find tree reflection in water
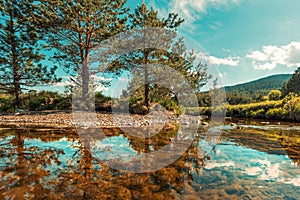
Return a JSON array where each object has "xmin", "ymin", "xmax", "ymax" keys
[
  {"xmin": 0, "ymin": 127, "xmax": 69, "ymax": 199},
  {"xmin": 1, "ymin": 124, "xmax": 299, "ymax": 199},
  {"xmin": 0, "ymin": 125, "xmax": 208, "ymax": 199}
]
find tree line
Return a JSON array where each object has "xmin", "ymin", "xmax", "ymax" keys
[{"xmin": 0, "ymin": 0, "xmax": 210, "ymax": 112}]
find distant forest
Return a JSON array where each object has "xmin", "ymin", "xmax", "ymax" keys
[
  {"xmin": 224, "ymin": 74, "xmax": 292, "ymax": 105},
  {"xmin": 225, "ymin": 74, "xmax": 292, "ymax": 94}
]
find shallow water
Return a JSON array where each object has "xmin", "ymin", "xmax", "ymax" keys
[{"xmin": 0, "ymin": 123, "xmax": 299, "ymax": 199}]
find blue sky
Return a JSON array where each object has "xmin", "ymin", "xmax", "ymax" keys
[
  {"xmin": 131, "ymin": 0, "xmax": 300, "ymax": 86},
  {"xmin": 46, "ymin": 0, "xmax": 300, "ymax": 94}
]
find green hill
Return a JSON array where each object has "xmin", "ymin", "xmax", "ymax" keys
[
  {"xmin": 225, "ymin": 74, "xmax": 292, "ymax": 94},
  {"xmin": 222, "ymin": 74, "xmax": 292, "ymax": 105}
]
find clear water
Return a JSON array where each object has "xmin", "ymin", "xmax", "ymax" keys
[{"xmin": 0, "ymin": 123, "xmax": 299, "ymax": 199}]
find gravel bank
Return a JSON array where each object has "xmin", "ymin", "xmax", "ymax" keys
[{"xmin": 0, "ymin": 111, "xmax": 201, "ymax": 128}]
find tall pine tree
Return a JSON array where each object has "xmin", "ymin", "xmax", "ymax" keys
[
  {"xmin": 107, "ymin": 3, "xmax": 210, "ymax": 110},
  {"xmin": 0, "ymin": 0, "xmax": 59, "ymax": 108},
  {"xmin": 33, "ymin": 0, "xmax": 130, "ymax": 98},
  {"xmin": 107, "ymin": 3, "xmax": 183, "ymax": 109}
]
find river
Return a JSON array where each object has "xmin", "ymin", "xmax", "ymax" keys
[{"xmin": 0, "ymin": 121, "xmax": 299, "ymax": 199}]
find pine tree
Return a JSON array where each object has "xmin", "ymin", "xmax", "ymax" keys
[
  {"xmin": 33, "ymin": 0, "xmax": 130, "ymax": 98},
  {"xmin": 107, "ymin": 3, "xmax": 182, "ymax": 109},
  {"xmin": 0, "ymin": 0, "xmax": 59, "ymax": 108},
  {"xmin": 282, "ymin": 67, "xmax": 300, "ymax": 97},
  {"xmin": 107, "ymin": 3, "xmax": 210, "ymax": 110}
]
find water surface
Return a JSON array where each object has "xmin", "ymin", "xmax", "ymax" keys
[{"xmin": 0, "ymin": 123, "xmax": 299, "ymax": 199}]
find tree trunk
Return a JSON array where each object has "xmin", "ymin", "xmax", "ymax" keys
[
  {"xmin": 9, "ymin": 7, "xmax": 21, "ymax": 109},
  {"xmin": 82, "ymin": 57, "xmax": 89, "ymax": 99},
  {"xmin": 81, "ymin": 13, "xmax": 91, "ymax": 100},
  {"xmin": 144, "ymin": 51, "xmax": 150, "ymax": 110},
  {"xmin": 144, "ymin": 65, "xmax": 150, "ymax": 109},
  {"xmin": 77, "ymin": 20, "xmax": 89, "ymax": 100}
]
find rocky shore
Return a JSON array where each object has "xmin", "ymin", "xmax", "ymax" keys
[{"xmin": 0, "ymin": 110, "xmax": 202, "ymax": 128}]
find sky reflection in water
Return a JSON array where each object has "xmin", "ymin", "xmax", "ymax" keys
[{"xmin": 0, "ymin": 124, "xmax": 299, "ymax": 199}]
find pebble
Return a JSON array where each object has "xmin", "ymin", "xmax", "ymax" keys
[{"xmin": 0, "ymin": 111, "xmax": 182, "ymax": 128}]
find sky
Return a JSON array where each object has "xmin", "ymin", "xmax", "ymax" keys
[
  {"xmin": 44, "ymin": 0, "xmax": 300, "ymax": 94},
  {"xmin": 130, "ymin": 0, "xmax": 300, "ymax": 86}
]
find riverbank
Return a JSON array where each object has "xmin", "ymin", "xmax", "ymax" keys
[
  {"xmin": 194, "ymin": 99, "xmax": 300, "ymax": 123},
  {"xmin": 0, "ymin": 110, "xmax": 202, "ymax": 128}
]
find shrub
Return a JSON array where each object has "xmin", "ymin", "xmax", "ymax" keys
[
  {"xmin": 54, "ymin": 96, "xmax": 72, "ymax": 110},
  {"xmin": 266, "ymin": 108, "xmax": 288, "ymax": 120},
  {"xmin": 268, "ymin": 90, "xmax": 282, "ymax": 100},
  {"xmin": 95, "ymin": 92, "xmax": 111, "ymax": 112},
  {"xmin": 284, "ymin": 97, "xmax": 300, "ymax": 121},
  {"xmin": 158, "ymin": 99, "xmax": 183, "ymax": 115},
  {"xmin": 28, "ymin": 97, "xmax": 41, "ymax": 111},
  {"xmin": 0, "ymin": 94, "xmax": 14, "ymax": 112},
  {"xmin": 226, "ymin": 100, "xmax": 283, "ymax": 119},
  {"xmin": 248, "ymin": 109, "xmax": 265, "ymax": 118}
]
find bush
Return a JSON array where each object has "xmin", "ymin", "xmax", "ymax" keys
[
  {"xmin": 266, "ymin": 108, "xmax": 288, "ymax": 120},
  {"xmin": 250, "ymin": 109, "xmax": 265, "ymax": 118},
  {"xmin": 21, "ymin": 91, "xmax": 72, "ymax": 111},
  {"xmin": 226, "ymin": 100, "xmax": 283, "ymax": 119},
  {"xmin": 284, "ymin": 97, "xmax": 300, "ymax": 121},
  {"xmin": 95, "ymin": 92, "xmax": 111, "ymax": 112},
  {"xmin": 158, "ymin": 99, "xmax": 183, "ymax": 115},
  {"xmin": 28, "ymin": 97, "xmax": 41, "ymax": 111},
  {"xmin": 268, "ymin": 90, "xmax": 282, "ymax": 100},
  {"xmin": 0, "ymin": 94, "xmax": 14, "ymax": 112},
  {"xmin": 54, "ymin": 96, "xmax": 72, "ymax": 110}
]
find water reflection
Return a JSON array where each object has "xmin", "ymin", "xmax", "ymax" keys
[
  {"xmin": 0, "ymin": 127, "xmax": 78, "ymax": 199},
  {"xmin": 0, "ymin": 124, "xmax": 299, "ymax": 199},
  {"xmin": 196, "ymin": 141, "xmax": 300, "ymax": 199},
  {"xmin": 223, "ymin": 126, "xmax": 300, "ymax": 166}
]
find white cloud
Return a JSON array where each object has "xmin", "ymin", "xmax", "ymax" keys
[
  {"xmin": 246, "ymin": 50, "xmax": 268, "ymax": 61},
  {"xmin": 209, "ymin": 55, "xmax": 240, "ymax": 66},
  {"xmin": 287, "ymin": 42, "xmax": 300, "ymax": 64},
  {"xmin": 151, "ymin": 0, "xmax": 240, "ymax": 27},
  {"xmin": 247, "ymin": 41, "xmax": 300, "ymax": 70},
  {"xmin": 198, "ymin": 52, "xmax": 240, "ymax": 66},
  {"xmin": 252, "ymin": 62, "xmax": 276, "ymax": 70}
]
